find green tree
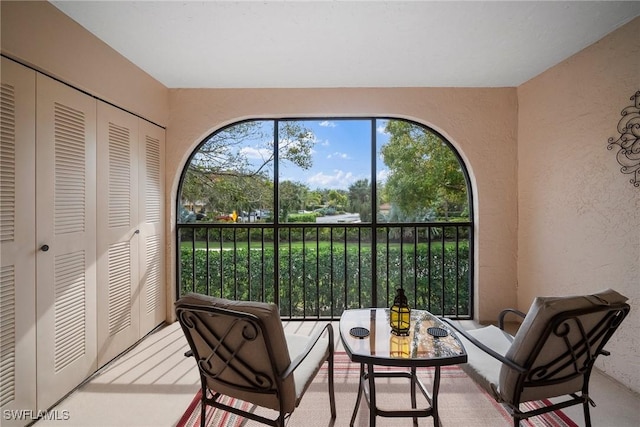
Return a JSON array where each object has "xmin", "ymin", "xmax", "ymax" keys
[
  {"xmin": 279, "ymin": 181, "xmax": 309, "ymax": 221},
  {"xmin": 380, "ymin": 120, "xmax": 468, "ymax": 220},
  {"xmin": 278, "ymin": 121, "xmax": 315, "ymax": 170},
  {"xmin": 327, "ymin": 189, "xmax": 348, "ymax": 210},
  {"xmin": 180, "ymin": 121, "xmax": 314, "ymax": 221},
  {"xmin": 347, "ymin": 179, "xmax": 372, "ymax": 222},
  {"xmin": 305, "ymin": 190, "xmax": 323, "ymax": 210},
  {"xmin": 180, "ymin": 169, "xmax": 206, "ymax": 211}
]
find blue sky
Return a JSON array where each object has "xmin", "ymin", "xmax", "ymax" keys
[{"xmin": 277, "ymin": 119, "xmax": 391, "ymax": 190}]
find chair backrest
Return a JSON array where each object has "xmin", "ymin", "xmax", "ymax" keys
[
  {"xmin": 499, "ymin": 289, "xmax": 630, "ymax": 405},
  {"xmin": 175, "ymin": 293, "xmax": 296, "ymax": 412}
]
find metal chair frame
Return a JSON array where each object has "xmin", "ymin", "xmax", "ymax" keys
[
  {"xmin": 445, "ymin": 302, "xmax": 630, "ymax": 427},
  {"xmin": 176, "ymin": 303, "xmax": 336, "ymax": 427}
]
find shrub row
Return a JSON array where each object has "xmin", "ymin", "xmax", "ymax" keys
[{"xmin": 180, "ymin": 243, "xmax": 470, "ymax": 318}]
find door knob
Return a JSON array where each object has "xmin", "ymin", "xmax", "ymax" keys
[{"xmin": 40, "ymin": 244, "xmax": 50, "ymax": 252}]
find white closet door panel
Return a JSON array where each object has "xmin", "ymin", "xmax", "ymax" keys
[
  {"xmin": 36, "ymin": 74, "xmax": 97, "ymax": 411},
  {"xmin": 0, "ymin": 58, "xmax": 37, "ymax": 426},
  {"xmin": 138, "ymin": 120, "xmax": 165, "ymax": 335},
  {"xmin": 96, "ymin": 102, "xmax": 140, "ymax": 367}
]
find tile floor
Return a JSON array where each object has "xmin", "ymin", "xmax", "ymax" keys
[{"xmin": 32, "ymin": 320, "xmax": 639, "ymax": 427}]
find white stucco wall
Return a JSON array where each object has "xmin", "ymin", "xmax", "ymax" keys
[{"xmin": 517, "ymin": 17, "xmax": 640, "ymax": 392}]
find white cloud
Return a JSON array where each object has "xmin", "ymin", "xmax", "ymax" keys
[
  {"xmin": 308, "ymin": 134, "xmax": 322, "ymax": 144},
  {"xmin": 376, "ymin": 124, "xmax": 389, "ymax": 135},
  {"xmin": 240, "ymin": 146, "xmax": 271, "ymax": 160},
  {"xmin": 307, "ymin": 170, "xmax": 354, "ymax": 189},
  {"xmin": 319, "ymin": 120, "xmax": 337, "ymax": 128},
  {"xmin": 327, "ymin": 151, "xmax": 349, "ymax": 160}
]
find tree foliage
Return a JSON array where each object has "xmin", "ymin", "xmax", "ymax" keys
[
  {"xmin": 180, "ymin": 121, "xmax": 314, "ymax": 219},
  {"xmin": 326, "ymin": 189, "xmax": 348, "ymax": 210},
  {"xmin": 380, "ymin": 121, "xmax": 468, "ymax": 220},
  {"xmin": 347, "ymin": 179, "xmax": 372, "ymax": 222},
  {"xmin": 279, "ymin": 180, "xmax": 308, "ymax": 220}
]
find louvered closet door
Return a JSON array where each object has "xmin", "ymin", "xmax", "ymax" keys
[
  {"xmin": 96, "ymin": 102, "xmax": 140, "ymax": 367},
  {"xmin": 138, "ymin": 120, "xmax": 165, "ymax": 335},
  {"xmin": 35, "ymin": 74, "xmax": 97, "ymax": 410},
  {"xmin": 0, "ymin": 58, "xmax": 37, "ymax": 426}
]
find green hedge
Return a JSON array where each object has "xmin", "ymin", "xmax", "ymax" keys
[
  {"xmin": 287, "ymin": 213, "xmax": 318, "ymax": 223},
  {"xmin": 180, "ymin": 242, "xmax": 470, "ymax": 318}
]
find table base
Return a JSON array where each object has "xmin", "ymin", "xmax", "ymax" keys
[{"xmin": 350, "ymin": 363, "xmax": 442, "ymax": 427}]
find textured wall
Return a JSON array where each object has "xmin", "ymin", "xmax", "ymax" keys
[
  {"xmin": 166, "ymin": 87, "xmax": 519, "ymax": 323},
  {"xmin": 517, "ymin": 17, "xmax": 640, "ymax": 392},
  {"xmin": 0, "ymin": 1, "xmax": 169, "ymax": 126}
]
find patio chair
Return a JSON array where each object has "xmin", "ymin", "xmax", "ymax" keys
[
  {"xmin": 442, "ymin": 288, "xmax": 630, "ymax": 427},
  {"xmin": 175, "ymin": 293, "xmax": 336, "ymax": 427}
]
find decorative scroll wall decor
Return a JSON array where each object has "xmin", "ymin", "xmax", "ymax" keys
[{"xmin": 607, "ymin": 91, "xmax": 640, "ymax": 187}]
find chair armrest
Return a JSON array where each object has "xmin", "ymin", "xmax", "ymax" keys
[
  {"xmin": 281, "ymin": 323, "xmax": 333, "ymax": 379},
  {"xmin": 498, "ymin": 308, "xmax": 526, "ymax": 330},
  {"xmin": 441, "ymin": 318, "xmax": 526, "ymax": 374}
]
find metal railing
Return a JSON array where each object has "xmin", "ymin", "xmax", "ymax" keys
[{"xmin": 177, "ymin": 222, "xmax": 473, "ymax": 320}]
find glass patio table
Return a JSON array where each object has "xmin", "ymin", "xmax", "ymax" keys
[{"xmin": 339, "ymin": 308, "xmax": 467, "ymax": 427}]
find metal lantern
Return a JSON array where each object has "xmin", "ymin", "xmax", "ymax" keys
[{"xmin": 390, "ymin": 288, "xmax": 410, "ymax": 336}]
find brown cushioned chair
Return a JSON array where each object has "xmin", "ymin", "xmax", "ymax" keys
[
  {"xmin": 175, "ymin": 293, "xmax": 336, "ymax": 427},
  {"xmin": 443, "ymin": 289, "xmax": 630, "ymax": 427}
]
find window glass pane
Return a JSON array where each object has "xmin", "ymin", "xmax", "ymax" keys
[
  {"xmin": 277, "ymin": 120, "xmax": 372, "ymax": 223},
  {"xmin": 376, "ymin": 119, "xmax": 469, "ymax": 223},
  {"xmin": 178, "ymin": 120, "xmax": 275, "ymax": 224}
]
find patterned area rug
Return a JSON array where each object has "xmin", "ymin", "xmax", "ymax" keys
[{"xmin": 176, "ymin": 352, "xmax": 578, "ymax": 427}]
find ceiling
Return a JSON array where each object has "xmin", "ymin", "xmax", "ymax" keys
[{"xmin": 50, "ymin": 1, "xmax": 640, "ymax": 89}]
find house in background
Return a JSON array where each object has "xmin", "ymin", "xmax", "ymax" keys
[{"xmin": 1, "ymin": 1, "xmax": 638, "ymax": 424}]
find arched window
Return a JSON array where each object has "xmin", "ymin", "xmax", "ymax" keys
[{"xmin": 177, "ymin": 118, "xmax": 473, "ymax": 319}]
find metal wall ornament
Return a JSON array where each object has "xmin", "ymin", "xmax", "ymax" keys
[{"xmin": 607, "ymin": 91, "xmax": 640, "ymax": 187}]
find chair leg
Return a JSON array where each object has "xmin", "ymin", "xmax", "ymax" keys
[
  {"xmin": 328, "ymin": 353, "xmax": 336, "ymax": 418},
  {"xmin": 200, "ymin": 388, "xmax": 207, "ymax": 427},
  {"xmin": 511, "ymin": 407, "xmax": 521, "ymax": 427},
  {"xmin": 583, "ymin": 399, "xmax": 592, "ymax": 427}
]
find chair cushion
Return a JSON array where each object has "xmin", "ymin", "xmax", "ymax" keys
[
  {"xmin": 500, "ymin": 288, "xmax": 628, "ymax": 403},
  {"xmin": 175, "ymin": 293, "xmax": 295, "ymax": 411},
  {"xmin": 457, "ymin": 325, "xmax": 514, "ymax": 401},
  {"xmin": 285, "ymin": 333, "xmax": 331, "ymax": 405}
]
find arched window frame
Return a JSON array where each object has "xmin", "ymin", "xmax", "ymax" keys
[{"xmin": 176, "ymin": 117, "xmax": 474, "ymax": 319}]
